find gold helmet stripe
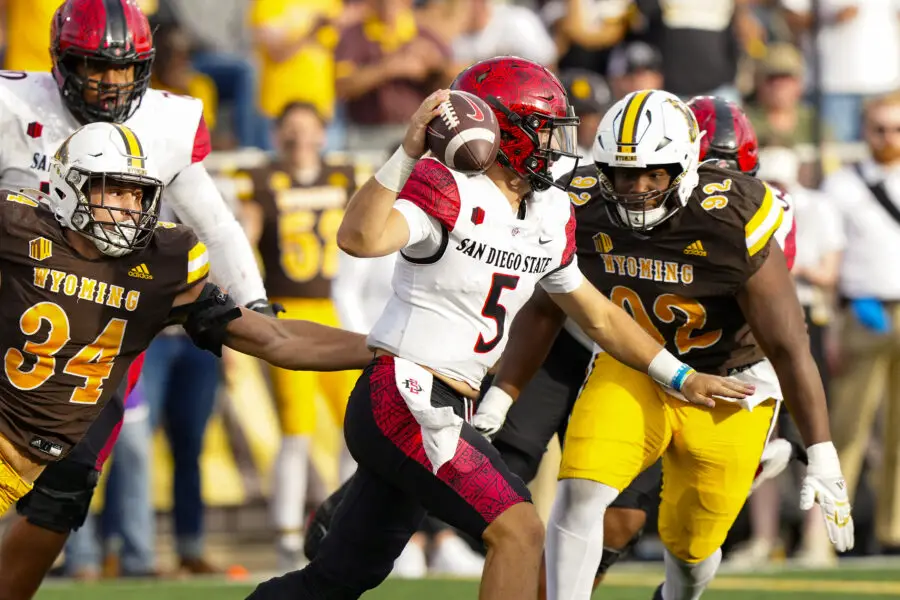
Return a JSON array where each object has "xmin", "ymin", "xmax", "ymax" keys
[
  {"xmin": 112, "ymin": 124, "xmax": 145, "ymax": 169},
  {"xmin": 617, "ymin": 90, "xmax": 654, "ymax": 154}
]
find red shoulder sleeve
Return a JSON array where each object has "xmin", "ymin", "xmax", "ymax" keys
[
  {"xmin": 398, "ymin": 159, "xmax": 461, "ymax": 231},
  {"xmin": 191, "ymin": 115, "xmax": 212, "ymax": 164},
  {"xmin": 783, "ymin": 217, "xmax": 796, "ymax": 271},
  {"xmin": 560, "ymin": 203, "xmax": 577, "ymax": 267}
]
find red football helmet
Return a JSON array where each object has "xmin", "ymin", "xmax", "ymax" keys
[
  {"xmin": 51, "ymin": 0, "xmax": 155, "ymax": 124},
  {"xmin": 452, "ymin": 56, "xmax": 580, "ymax": 191},
  {"xmin": 686, "ymin": 96, "xmax": 759, "ymax": 176}
]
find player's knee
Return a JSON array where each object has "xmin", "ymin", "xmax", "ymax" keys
[
  {"xmin": 660, "ymin": 533, "xmax": 722, "ymax": 564},
  {"xmin": 493, "ymin": 439, "xmax": 542, "ymax": 483},
  {"xmin": 483, "ymin": 502, "xmax": 544, "ymax": 556},
  {"xmin": 16, "ymin": 461, "xmax": 99, "ymax": 534}
]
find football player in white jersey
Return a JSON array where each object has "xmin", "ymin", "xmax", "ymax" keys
[
  {"xmin": 0, "ymin": 0, "xmax": 272, "ymax": 597},
  {"xmin": 247, "ymin": 56, "xmax": 753, "ymax": 600}
]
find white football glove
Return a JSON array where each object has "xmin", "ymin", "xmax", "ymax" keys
[
  {"xmin": 799, "ymin": 442, "xmax": 854, "ymax": 553},
  {"xmin": 472, "ymin": 387, "xmax": 514, "ymax": 440}
]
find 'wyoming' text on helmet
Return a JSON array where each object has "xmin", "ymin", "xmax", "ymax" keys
[
  {"xmin": 593, "ymin": 89, "xmax": 702, "ymax": 231},
  {"xmin": 452, "ymin": 56, "xmax": 580, "ymax": 192},
  {"xmin": 51, "ymin": 0, "xmax": 155, "ymax": 124},
  {"xmin": 48, "ymin": 122, "xmax": 163, "ymax": 257}
]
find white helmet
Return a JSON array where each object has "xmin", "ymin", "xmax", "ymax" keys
[
  {"xmin": 47, "ymin": 122, "xmax": 162, "ymax": 257},
  {"xmin": 592, "ymin": 90, "xmax": 702, "ymax": 231}
]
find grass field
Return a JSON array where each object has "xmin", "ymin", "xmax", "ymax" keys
[{"xmin": 33, "ymin": 563, "xmax": 900, "ymax": 600}]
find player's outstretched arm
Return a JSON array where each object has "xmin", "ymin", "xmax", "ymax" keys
[
  {"xmin": 224, "ymin": 308, "xmax": 372, "ymax": 371},
  {"xmin": 336, "ymin": 89, "xmax": 449, "ymax": 258},
  {"xmin": 550, "ymin": 279, "xmax": 755, "ymax": 407},
  {"xmin": 474, "ymin": 289, "xmax": 567, "ymax": 439},
  {"xmin": 170, "ymin": 281, "xmax": 372, "ymax": 371},
  {"xmin": 737, "ymin": 242, "xmax": 854, "ymax": 553}
]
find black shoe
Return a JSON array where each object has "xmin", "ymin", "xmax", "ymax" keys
[
  {"xmin": 652, "ymin": 583, "xmax": 664, "ymax": 600},
  {"xmin": 303, "ymin": 476, "xmax": 354, "ymax": 561}
]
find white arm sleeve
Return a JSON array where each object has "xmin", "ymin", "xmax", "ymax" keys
[
  {"xmin": 332, "ymin": 251, "xmax": 377, "ymax": 334},
  {"xmin": 164, "ymin": 162, "xmax": 268, "ymax": 305},
  {"xmin": 540, "ymin": 257, "xmax": 585, "ymax": 294},
  {"xmin": 393, "ymin": 199, "xmax": 444, "ymax": 257}
]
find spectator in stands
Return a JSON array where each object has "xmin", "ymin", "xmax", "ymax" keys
[
  {"xmin": 151, "ymin": 24, "xmax": 219, "ymax": 140},
  {"xmin": 825, "ymin": 91, "xmax": 900, "ymax": 552},
  {"xmin": 559, "ymin": 69, "xmax": 612, "ymax": 157},
  {"xmin": 161, "ymin": 0, "xmax": 266, "ymax": 149},
  {"xmin": 606, "ymin": 41, "xmax": 663, "ymax": 101},
  {"xmin": 606, "ymin": 0, "xmax": 760, "ymax": 102},
  {"xmin": 250, "ymin": 0, "xmax": 365, "ymax": 152},
  {"xmin": 236, "ymin": 101, "xmax": 359, "ymax": 572},
  {"xmin": 782, "ymin": 0, "xmax": 900, "ymax": 142},
  {"xmin": 451, "ymin": 0, "xmax": 557, "ymax": 68},
  {"xmin": 334, "ymin": 0, "xmax": 450, "ymax": 152},
  {"xmin": 745, "ymin": 42, "xmax": 815, "ymax": 147},
  {"xmin": 539, "ymin": 0, "xmax": 630, "ymax": 75}
]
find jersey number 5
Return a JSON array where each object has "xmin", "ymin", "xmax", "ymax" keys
[
  {"xmin": 4, "ymin": 302, "xmax": 127, "ymax": 405},
  {"xmin": 475, "ymin": 274, "xmax": 520, "ymax": 354}
]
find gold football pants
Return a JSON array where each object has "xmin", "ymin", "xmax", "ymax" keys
[{"xmin": 560, "ymin": 352, "xmax": 777, "ymax": 563}]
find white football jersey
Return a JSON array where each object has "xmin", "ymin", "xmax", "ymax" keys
[
  {"xmin": 0, "ymin": 71, "xmax": 206, "ymax": 192},
  {"xmin": 368, "ymin": 158, "xmax": 583, "ymax": 389}
]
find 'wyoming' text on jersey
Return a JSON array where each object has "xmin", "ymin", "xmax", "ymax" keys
[
  {"xmin": 32, "ymin": 267, "xmax": 141, "ymax": 311},
  {"xmin": 455, "ymin": 238, "xmax": 553, "ymax": 274},
  {"xmin": 599, "ymin": 253, "xmax": 694, "ymax": 285}
]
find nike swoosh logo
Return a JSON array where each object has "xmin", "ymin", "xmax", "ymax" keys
[{"xmin": 539, "ymin": 237, "xmax": 552, "ymax": 245}]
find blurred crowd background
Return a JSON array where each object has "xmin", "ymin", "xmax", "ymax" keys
[{"xmin": 3, "ymin": 0, "xmax": 900, "ymax": 583}]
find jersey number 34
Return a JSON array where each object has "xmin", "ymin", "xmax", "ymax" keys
[{"xmin": 4, "ymin": 302, "xmax": 126, "ymax": 405}]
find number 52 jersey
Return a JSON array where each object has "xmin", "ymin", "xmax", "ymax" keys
[
  {"xmin": 368, "ymin": 159, "xmax": 583, "ymax": 390},
  {"xmin": 0, "ymin": 193, "xmax": 208, "ymax": 462}
]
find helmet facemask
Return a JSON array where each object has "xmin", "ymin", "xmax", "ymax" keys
[
  {"xmin": 55, "ymin": 54, "xmax": 154, "ymax": 124},
  {"xmin": 487, "ymin": 95, "xmax": 580, "ymax": 192},
  {"xmin": 62, "ymin": 168, "xmax": 161, "ymax": 257},
  {"xmin": 597, "ymin": 163, "xmax": 686, "ymax": 232}
]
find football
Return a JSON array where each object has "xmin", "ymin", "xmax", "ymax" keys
[{"xmin": 426, "ymin": 90, "xmax": 501, "ymax": 174}]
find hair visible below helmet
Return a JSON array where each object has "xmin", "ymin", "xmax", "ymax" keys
[
  {"xmin": 451, "ymin": 56, "xmax": 580, "ymax": 191},
  {"xmin": 48, "ymin": 122, "xmax": 162, "ymax": 257},
  {"xmin": 51, "ymin": 0, "xmax": 155, "ymax": 124},
  {"xmin": 592, "ymin": 89, "xmax": 702, "ymax": 231},
  {"xmin": 686, "ymin": 96, "xmax": 759, "ymax": 176}
]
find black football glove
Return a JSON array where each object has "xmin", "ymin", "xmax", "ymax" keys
[
  {"xmin": 168, "ymin": 283, "xmax": 242, "ymax": 357},
  {"xmin": 246, "ymin": 298, "xmax": 286, "ymax": 318}
]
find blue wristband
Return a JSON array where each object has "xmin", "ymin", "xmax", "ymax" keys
[{"xmin": 671, "ymin": 364, "xmax": 695, "ymax": 391}]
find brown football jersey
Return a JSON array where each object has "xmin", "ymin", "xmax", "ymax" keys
[
  {"xmin": 236, "ymin": 162, "xmax": 355, "ymax": 299},
  {"xmin": 0, "ymin": 191, "xmax": 208, "ymax": 461},
  {"xmin": 568, "ymin": 163, "xmax": 784, "ymax": 375}
]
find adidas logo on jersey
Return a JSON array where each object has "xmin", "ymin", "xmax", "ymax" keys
[
  {"xmin": 128, "ymin": 263, "xmax": 153, "ymax": 279},
  {"xmin": 683, "ymin": 241, "xmax": 707, "ymax": 257}
]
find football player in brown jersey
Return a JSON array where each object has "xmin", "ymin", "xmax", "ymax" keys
[
  {"xmin": 0, "ymin": 122, "xmax": 372, "ymax": 587},
  {"xmin": 235, "ymin": 101, "xmax": 361, "ymax": 571},
  {"xmin": 482, "ymin": 90, "xmax": 854, "ymax": 600}
]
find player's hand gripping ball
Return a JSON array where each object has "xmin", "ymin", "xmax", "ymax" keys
[{"xmin": 426, "ymin": 90, "xmax": 501, "ymax": 174}]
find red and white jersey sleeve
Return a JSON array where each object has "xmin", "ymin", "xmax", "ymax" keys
[
  {"xmin": 368, "ymin": 158, "xmax": 579, "ymax": 389},
  {"xmin": 771, "ymin": 186, "xmax": 796, "ymax": 271}
]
